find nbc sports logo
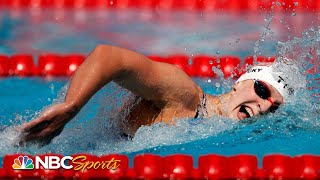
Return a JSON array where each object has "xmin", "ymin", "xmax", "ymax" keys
[
  {"xmin": 9, "ymin": 154, "xmax": 120, "ymax": 172},
  {"xmin": 12, "ymin": 155, "xmax": 34, "ymax": 170}
]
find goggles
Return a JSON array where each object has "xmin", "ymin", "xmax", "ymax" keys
[{"xmin": 254, "ymin": 80, "xmax": 279, "ymax": 113}]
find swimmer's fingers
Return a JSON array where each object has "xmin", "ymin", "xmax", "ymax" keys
[
  {"xmin": 19, "ymin": 116, "xmax": 54, "ymax": 146},
  {"xmin": 22, "ymin": 116, "xmax": 49, "ymax": 133},
  {"xmin": 20, "ymin": 126, "xmax": 63, "ymax": 146},
  {"xmin": 19, "ymin": 103, "xmax": 77, "ymax": 146},
  {"xmin": 38, "ymin": 128, "xmax": 64, "ymax": 146},
  {"xmin": 21, "ymin": 103, "xmax": 64, "ymax": 133},
  {"xmin": 22, "ymin": 103, "xmax": 77, "ymax": 134},
  {"xmin": 19, "ymin": 130, "xmax": 46, "ymax": 147},
  {"xmin": 21, "ymin": 127, "xmax": 52, "ymax": 142}
]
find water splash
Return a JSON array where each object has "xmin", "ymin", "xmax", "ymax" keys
[
  {"xmin": 276, "ymin": 27, "xmax": 319, "ymax": 106},
  {"xmin": 253, "ymin": 15, "xmax": 274, "ymax": 61}
]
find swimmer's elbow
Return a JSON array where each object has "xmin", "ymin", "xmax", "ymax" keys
[
  {"xmin": 93, "ymin": 44, "xmax": 115, "ymax": 61},
  {"xmin": 91, "ymin": 44, "xmax": 149, "ymax": 79},
  {"xmin": 94, "ymin": 44, "xmax": 112, "ymax": 54},
  {"xmin": 92, "ymin": 44, "xmax": 125, "ymax": 69}
]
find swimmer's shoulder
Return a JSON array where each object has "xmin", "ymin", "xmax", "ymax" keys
[{"xmin": 165, "ymin": 84, "xmax": 204, "ymax": 112}]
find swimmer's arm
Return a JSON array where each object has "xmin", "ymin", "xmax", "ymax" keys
[
  {"xmin": 20, "ymin": 45, "xmax": 199, "ymax": 145},
  {"xmin": 65, "ymin": 45, "xmax": 200, "ymax": 110}
]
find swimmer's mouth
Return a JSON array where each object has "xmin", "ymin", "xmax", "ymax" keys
[{"xmin": 240, "ymin": 105, "xmax": 254, "ymax": 118}]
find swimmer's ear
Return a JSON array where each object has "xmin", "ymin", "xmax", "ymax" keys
[{"xmin": 232, "ymin": 84, "xmax": 238, "ymax": 92}]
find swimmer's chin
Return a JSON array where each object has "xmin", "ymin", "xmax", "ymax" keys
[{"xmin": 221, "ymin": 114, "xmax": 256, "ymax": 124}]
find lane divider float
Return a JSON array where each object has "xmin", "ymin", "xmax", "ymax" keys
[{"xmin": 0, "ymin": 54, "xmax": 276, "ymax": 78}]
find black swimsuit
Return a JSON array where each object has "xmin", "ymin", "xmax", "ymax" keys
[{"xmin": 194, "ymin": 93, "xmax": 208, "ymax": 118}]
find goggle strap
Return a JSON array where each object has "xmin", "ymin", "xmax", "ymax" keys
[{"xmin": 267, "ymin": 97, "xmax": 275, "ymax": 107}]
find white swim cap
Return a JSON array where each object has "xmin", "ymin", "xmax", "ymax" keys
[{"xmin": 236, "ymin": 64, "xmax": 294, "ymax": 101}]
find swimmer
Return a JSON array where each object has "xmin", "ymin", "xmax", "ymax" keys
[{"xmin": 20, "ymin": 45, "xmax": 293, "ymax": 145}]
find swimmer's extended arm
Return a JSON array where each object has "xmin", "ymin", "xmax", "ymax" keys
[
  {"xmin": 21, "ymin": 45, "xmax": 200, "ymax": 145},
  {"xmin": 65, "ymin": 45, "xmax": 200, "ymax": 110}
]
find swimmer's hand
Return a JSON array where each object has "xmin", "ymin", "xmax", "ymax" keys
[{"xmin": 20, "ymin": 102, "xmax": 79, "ymax": 147}]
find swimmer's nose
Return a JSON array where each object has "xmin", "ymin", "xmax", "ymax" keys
[{"xmin": 258, "ymin": 98, "xmax": 274, "ymax": 114}]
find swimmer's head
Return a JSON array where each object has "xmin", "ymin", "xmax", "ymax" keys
[
  {"xmin": 220, "ymin": 62, "xmax": 295, "ymax": 120},
  {"xmin": 236, "ymin": 63, "xmax": 295, "ymax": 100}
]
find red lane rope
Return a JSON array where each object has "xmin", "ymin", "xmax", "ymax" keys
[
  {"xmin": 1, "ymin": 153, "xmax": 319, "ymax": 179},
  {"xmin": 0, "ymin": 0, "xmax": 319, "ymax": 11},
  {"xmin": 0, "ymin": 54, "xmax": 276, "ymax": 78}
]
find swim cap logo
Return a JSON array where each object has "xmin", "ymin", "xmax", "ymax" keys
[
  {"xmin": 276, "ymin": 75, "xmax": 294, "ymax": 95},
  {"xmin": 12, "ymin": 155, "xmax": 34, "ymax": 170},
  {"xmin": 248, "ymin": 68, "xmax": 262, "ymax": 73}
]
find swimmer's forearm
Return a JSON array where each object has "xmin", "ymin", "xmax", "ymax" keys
[{"xmin": 64, "ymin": 45, "xmax": 124, "ymax": 109}]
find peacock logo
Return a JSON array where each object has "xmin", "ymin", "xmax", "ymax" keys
[{"xmin": 12, "ymin": 155, "xmax": 34, "ymax": 170}]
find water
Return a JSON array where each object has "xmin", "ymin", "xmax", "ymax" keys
[{"xmin": 0, "ymin": 8, "xmax": 319, "ymax": 167}]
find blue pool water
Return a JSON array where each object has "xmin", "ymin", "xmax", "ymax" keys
[{"xmin": 0, "ymin": 9, "xmax": 319, "ymax": 167}]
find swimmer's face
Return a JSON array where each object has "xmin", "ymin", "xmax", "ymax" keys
[{"xmin": 225, "ymin": 80, "xmax": 284, "ymax": 120}]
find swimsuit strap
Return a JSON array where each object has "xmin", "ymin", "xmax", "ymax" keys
[{"xmin": 194, "ymin": 93, "xmax": 208, "ymax": 118}]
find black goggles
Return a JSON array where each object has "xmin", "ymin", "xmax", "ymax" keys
[{"xmin": 254, "ymin": 80, "xmax": 279, "ymax": 113}]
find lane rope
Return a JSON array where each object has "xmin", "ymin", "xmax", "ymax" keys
[{"xmin": 0, "ymin": 54, "xmax": 276, "ymax": 78}]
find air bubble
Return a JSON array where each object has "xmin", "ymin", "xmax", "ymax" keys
[{"xmin": 50, "ymin": 84, "xmax": 54, "ymax": 90}]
